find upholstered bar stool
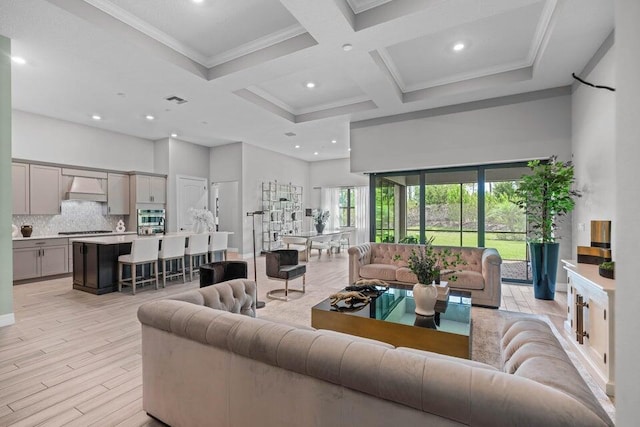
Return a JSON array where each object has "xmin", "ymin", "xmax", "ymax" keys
[
  {"xmin": 208, "ymin": 232, "xmax": 228, "ymax": 262},
  {"xmin": 158, "ymin": 235, "xmax": 186, "ymax": 287},
  {"xmin": 118, "ymin": 237, "xmax": 160, "ymax": 295},
  {"xmin": 266, "ymin": 249, "xmax": 306, "ymax": 301},
  {"xmin": 185, "ymin": 233, "xmax": 209, "ymax": 282}
]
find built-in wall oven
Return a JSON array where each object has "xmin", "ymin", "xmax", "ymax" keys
[{"xmin": 137, "ymin": 209, "xmax": 165, "ymax": 235}]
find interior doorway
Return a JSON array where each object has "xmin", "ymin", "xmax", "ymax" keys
[
  {"xmin": 177, "ymin": 175, "xmax": 208, "ymax": 232},
  {"xmin": 212, "ymin": 181, "xmax": 240, "ymax": 251}
]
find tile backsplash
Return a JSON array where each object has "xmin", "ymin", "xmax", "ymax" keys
[{"xmin": 13, "ymin": 201, "xmax": 125, "ymax": 237}]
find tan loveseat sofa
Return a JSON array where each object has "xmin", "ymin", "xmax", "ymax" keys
[
  {"xmin": 138, "ymin": 280, "xmax": 612, "ymax": 427},
  {"xmin": 348, "ymin": 243, "xmax": 502, "ymax": 308}
]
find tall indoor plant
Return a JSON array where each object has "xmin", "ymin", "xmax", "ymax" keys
[{"xmin": 513, "ymin": 156, "xmax": 580, "ymax": 300}]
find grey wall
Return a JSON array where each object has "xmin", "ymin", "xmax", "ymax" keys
[
  {"xmin": 241, "ymin": 143, "xmax": 310, "ymax": 256},
  {"xmin": 12, "ymin": 110, "xmax": 155, "ymax": 172},
  {"xmin": 350, "ymin": 91, "xmax": 572, "ymax": 173},
  {"xmin": 1, "ymin": 35, "xmax": 14, "ymax": 326},
  {"xmin": 210, "ymin": 142, "xmax": 243, "ymax": 250},
  {"xmin": 308, "ymin": 158, "xmax": 369, "ymax": 207},
  {"xmin": 572, "ymin": 44, "xmax": 616, "ymax": 256},
  {"xmin": 615, "ymin": 0, "xmax": 640, "ymax": 423}
]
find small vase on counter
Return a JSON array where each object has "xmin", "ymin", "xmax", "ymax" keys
[{"xmin": 20, "ymin": 225, "xmax": 33, "ymax": 238}]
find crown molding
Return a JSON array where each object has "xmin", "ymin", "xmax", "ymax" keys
[{"xmin": 345, "ymin": 0, "xmax": 392, "ymax": 14}]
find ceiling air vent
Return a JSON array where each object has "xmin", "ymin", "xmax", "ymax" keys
[
  {"xmin": 284, "ymin": 132, "xmax": 296, "ymax": 137},
  {"xmin": 165, "ymin": 95, "xmax": 188, "ymax": 104}
]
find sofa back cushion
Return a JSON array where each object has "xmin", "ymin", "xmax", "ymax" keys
[
  {"xmin": 370, "ymin": 243, "xmax": 484, "ymax": 273},
  {"xmin": 167, "ymin": 278, "xmax": 256, "ymax": 317}
]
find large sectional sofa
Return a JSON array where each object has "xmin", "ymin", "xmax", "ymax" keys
[
  {"xmin": 348, "ymin": 242, "xmax": 502, "ymax": 308},
  {"xmin": 137, "ymin": 279, "xmax": 613, "ymax": 427}
]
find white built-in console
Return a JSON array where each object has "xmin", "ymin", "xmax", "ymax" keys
[{"xmin": 562, "ymin": 259, "xmax": 615, "ymax": 396}]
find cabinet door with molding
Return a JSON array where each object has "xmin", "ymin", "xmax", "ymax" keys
[
  {"xmin": 12, "ymin": 163, "xmax": 30, "ymax": 215},
  {"xmin": 135, "ymin": 175, "xmax": 152, "ymax": 203},
  {"xmin": 150, "ymin": 176, "xmax": 166, "ymax": 204},
  {"xmin": 40, "ymin": 245, "xmax": 68, "ymax": 276},
  {"xmin": 13, "ymin": 248, "xmax": 40, "ymax": 281},
  {"xmin": 107, "ymin": 173, "xmax": 130, "ymax": 215},
  {"xmin": 30, "ymin": 165, "xmax": 61, "ymax": 214}
]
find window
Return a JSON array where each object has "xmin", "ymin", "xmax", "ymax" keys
[{"xmin": 339, "ymin": 188, "xmax": 356, "ymax": 227}]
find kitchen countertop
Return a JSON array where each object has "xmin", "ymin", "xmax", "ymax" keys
[
  {"xmin": 12, "ymin": 231, "xmax": 137, "ymax": 241},
  {"xmin": 71, "ymin": 231, "xmax": 233, "ymax": 245}
]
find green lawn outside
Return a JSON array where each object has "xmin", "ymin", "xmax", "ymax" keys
[{"xmin": 418, "ymin": 231, "xmax": 527, "ymax": 260}]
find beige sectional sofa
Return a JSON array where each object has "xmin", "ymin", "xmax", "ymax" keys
[
  {"xmin": 138, "ymin": 280, "xmax": 612, "ymax": 427},
  {"xmin": 348, "ymin": 242, "xmax": 502, "ymax": 308}
]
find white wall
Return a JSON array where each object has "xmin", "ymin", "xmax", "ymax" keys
[
  {"xmin": 1, "ymin": 36, "xmax": 14, "ymax": 326},
  {"xmin": 615, "ymin": 0, "xmax": 640, "ymax": 423},
  {"xmin": 210, "ymin": 142, "xmax": 243, "ymax": 250},
  {"xmin": 12, "ymin": 110, "xmax": 155, "ymax": 172},
  {"xmin": 572, "ymin": 46, "xmax": 616, "ymax": 255},
  {"xmin": 308, "ymin": 158, "xmax": 369, "ymax": 207},
  {"xmin": 241, "ymin": 143, "xmax": 310, "ymax": 256},
  {"xmin": 163, "ymin": 137, "xmax": 210, "ymax": 232},
  {"xmin": 350, "ymin": 92, "xmax": 572, "ymax": 173}
]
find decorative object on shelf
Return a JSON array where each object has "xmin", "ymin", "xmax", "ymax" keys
[
  {"xmin": 407, "ymin": 236, "xmax": 464, "ymax": 316},
  {"xmin": 512, "ymin": 156, "xmax": 581, "ymax": 300},
  {"xmin": 598, "ymin": 261, "xmax": 615, "ymax": 279},
  {"xmin": 189, "ymin": 208, "xmax": 214, "ymax": 233},
  {"xmin": 12, "ymin": 224, "xmax": 20, "ymax": 238},
  {"xmin": 329, "ymin": 291, "xmax": 370, "ymax": 307},
  {"xmin": 313, "ymin": 209, "xmax": 330, "ymax": 234},
  {"xmin": 115, "ymin": 219, "xmax": 126, "ymax": 233},
  {"xmin": 577, "ymin": 220, "xmax": 612, "ymax": 264},
  {"xmin": 20, "ymin": 225, "xmax": 33, "ymax": 238},
  {"xmin": 262, "ymin": 181, "xmax": 303, "ymax": 251}
]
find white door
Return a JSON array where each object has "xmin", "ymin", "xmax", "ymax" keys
[{"xmin": 177, "ymin": 176, "xmax": 208, "ymax": 231}]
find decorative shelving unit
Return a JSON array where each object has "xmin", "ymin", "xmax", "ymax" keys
[{"xmin": 262, "ymin": 181, "xmax": 303, "ymax": 252}]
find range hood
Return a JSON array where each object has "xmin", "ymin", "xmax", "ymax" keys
[{"xmin": 65, "ymin": 177, "xmax": 107, "ymax": 202}]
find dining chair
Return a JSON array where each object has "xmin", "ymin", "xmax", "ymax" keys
[{"xmin": 265, "ymin": 249, "xmax": 306, "ymax": 301}]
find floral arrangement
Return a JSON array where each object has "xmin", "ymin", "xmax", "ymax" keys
[
  {"xmin": 407, "ymin": 237, "xmax": 466, "ymax": 284},
  {"xmin": 313, "ymin": 209, "xmax": 330, "ymax": 226},
  {"xmin": 189, "ymin": 208, "xmax": 215, "ymax": 232}
]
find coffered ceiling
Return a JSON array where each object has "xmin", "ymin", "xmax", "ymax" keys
[{"xmin": 0, "ymin": 0, "xmax": 613, "ymax": 161}]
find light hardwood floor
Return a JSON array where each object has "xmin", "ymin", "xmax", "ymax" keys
[{"xmin": 0, "ymin": 252, "xmax": 566, "ymax": 426}]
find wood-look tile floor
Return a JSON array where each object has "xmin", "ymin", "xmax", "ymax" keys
[{"xmin": 0, "ymin": 252, "xmax": 567, "ymax": 426}]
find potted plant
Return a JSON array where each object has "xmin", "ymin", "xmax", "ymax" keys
[
  {"xmin": 408, "ymin": 237, "xmax": 464, "ymax": 316},
  {"xmin": 598, "ymin": 261, "xmax": 615, "ymax": 279},
  {"xmin": 512, "ymin": 156, "xmax": 581, "ymax": 300},
  {"xmin": 313, "ymin": 210, "xmax": 330, "ymax": 234}
]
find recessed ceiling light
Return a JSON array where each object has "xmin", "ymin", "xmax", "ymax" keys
[
  {"xmin": 313, "ymin": 152, "xmax": 319, "ymax": 156},
  {"xmin": 331, "ymin": 139, "xmax": 337, "ymax": 144},
  {"xmin": 145, "ymin": 115, "xmax": 155, "ymax": 121},
  {"xmin": 295, "ymin": 145, "xmax": 300, "ymax": 149},
  {"xmin": 348, "ymin": 148, "xmax": 351, "ymax": 151},
  {"xmin": 342, "ymin": 44, "xmax": 353, "ymax": 51},
  {"xmin": 452, "ymin": 42, "xmax": 465, "ymax": 52},
  {"xmin": 305, "ymin": 82, "xmax": 316, "ymax": 89},
  {"xmin": 192, "ymin": 0, "xmax": 204, "ymax": 3},
  {"xmin": 11, "ymin": 56, "xmax": 26, "ymax": 65},
  {"xmin": 91, "ymin": 115, "xmax": 101, "ymax": 121},
  {"xmin": 170, "ymin": 133, "xmax": 178, "ymax": 138}
]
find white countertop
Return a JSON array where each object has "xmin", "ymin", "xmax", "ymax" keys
[
  {"xmin": 562, "ymin": 259, "xmax": 615, "ymax": 292},
  {"xmin": 71, "ymin": 231, "xmax": 233, "ymax": 245},
  {"xmin": 12, "ymin": 231, "xmax": 136, "ymax": 241}
]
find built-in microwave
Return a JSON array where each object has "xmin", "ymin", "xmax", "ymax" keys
[{"xmin": 137, "ymin": 209, "xmax": 165, "ymax": 235}]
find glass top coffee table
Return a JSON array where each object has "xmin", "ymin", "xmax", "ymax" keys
[{"xmin": 311, "ymin": 287, "xmax": 472, "ymax": 358}]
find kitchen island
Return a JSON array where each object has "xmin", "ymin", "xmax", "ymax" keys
[{"xmin": 71, "ymin": 232, "xmax": 232, "ymax": 294}]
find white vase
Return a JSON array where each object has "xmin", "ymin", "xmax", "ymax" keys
[
  {"xmin": 413, "ymin": 282, "xmax": 438, "ymax": 316},
  {"xmin": 193, "ymin": 222, "xmax": 206, "ymax": 233}
]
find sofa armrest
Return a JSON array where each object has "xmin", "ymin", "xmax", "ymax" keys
[
  {"xmin": 481, "ymin": 248, "xmax": 502, "ymax": 284},
  {"xmin": 348, "ymin": 243, "xmax": 372, "ymax": 284}
]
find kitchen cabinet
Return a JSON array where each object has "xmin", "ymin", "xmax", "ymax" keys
[
  {"xmin": 30, "ymin": 164, "xmax": 61, "ymax": 214},
  {"xmin": 12, "ymin": 163, "xmax": 30, "ymax": 215},
  {"xmin": 73, "ymin": 241, "xmax": 131, "ymax": 294},
  {"xmin": 133, "ymin": 174, "xmax": 166, "ymax": 204},
  {"xmin": 13, "ymin": 238, "xmax": 69, "ymax": 281},
  {"xmin": 107, "ymin": 173, "xmax": 130, "ymax": 215},
  {"xmin": 563, "ymin": 260, "xmax": 615, "ymax": 396}
]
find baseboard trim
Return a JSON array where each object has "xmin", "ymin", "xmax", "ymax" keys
[{"xmin": 0, "ymin": 313, "xmax": 15, "ymax": 328}]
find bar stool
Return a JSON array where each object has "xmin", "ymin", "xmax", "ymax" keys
[
  {"xmin": 158, "ymin": 235, "xmax": 186, "ymax": 288},
  {"xmin": 185, "ymin": 234, "xmax": 209, "ymax": 282},
  {"xmin": 118, "ymin": 237, "xmax": 160, "ymax": 295},
  {"xmin": 208, "ymin": 232, "xmax": 228, "ymax": 262}
]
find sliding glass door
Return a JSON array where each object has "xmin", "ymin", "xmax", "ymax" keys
[{"xmin": 371, "ymin": 162, "xmax": 531, "ymax": 283}]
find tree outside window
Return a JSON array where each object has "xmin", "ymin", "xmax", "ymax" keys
[{"xmin": 339, "ymin": 188, "xmax": 356, "ymax": 227}]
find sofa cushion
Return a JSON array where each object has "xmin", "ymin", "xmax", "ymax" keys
[
  {"xmin": 359, "ymin": 263, "xmax": 398, "ymax": 282},
  {"xmin": 396, "ymin": 347, "xmax": 499, "ymax": 372},
  {"xmin": 446, "ymin": 270, "xmax": 484, "ymax": 290},
  {"xmin": 395, "ymin": 267, "xmax": 417, "ymax": 283},
  {"xmin": 318, "ymin": 329, "xmax": 395, "ymax": 349}
]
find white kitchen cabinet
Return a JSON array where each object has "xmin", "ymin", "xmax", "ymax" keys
[
  {"xmin": 12, "ymin": 162, "xmax": 30, "ymax": 215},
  {"xmin": 133, "ymin": 174, "xmax": 166, "ymax": 204},
  {"xmin": 107, "ymin": 173, "xmax": 130, "ymax": 215},
  {"xmin": 29, "ymin": 164, "xmax": 61, "ymax": 215},
  {"xmin": 13, "ymin": 238, "xmax": 69, "ymax": 281},
  {"xmin": 563, "ymin": 260, "xmax": 615, "ymax": 396}
]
